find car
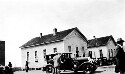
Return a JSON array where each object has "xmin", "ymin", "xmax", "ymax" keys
[
  {"xmin": 42, "ymin": 53, "xmax": 56, "ymax": 71},
  {"xmin": 44, "ymin": 53, "xmax": 97, "ymax": 74},
  {"xmin": 73, "ymin": 57, "xmax": 97, "ymax": 73},
  {"xmin": 0, "ymin": 64, "xmax": 5, "ymax": 71},
  {"xmin": 0, "ymin": 64, "xmax": 5, "ymax": 74}
]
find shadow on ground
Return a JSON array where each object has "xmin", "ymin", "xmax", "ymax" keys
[
  {"xmin": 59, "ymin": 70, "xmax": 104, "ymax": 74},
  {"xmin": 93, "ymin": 71, "xmax": 104, "ymax": 74}
]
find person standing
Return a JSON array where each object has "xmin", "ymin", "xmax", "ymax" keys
[
  {"xmin": 53, "ymin": 53, "xmax": 61, "ymax": 74},
  {"xmin": 115, "ymin": 38, "xmax": 125, "ymax": 74},
  {"xmin": 8, "ymin": 62, "xmax": 12, "ymax": 68},
  {"xmin": 25, "ymin": 61, "xmax": 29, "ymax": 72},
  {"xmin": 6, "ymin": 62, "xmax": 13, "ymax": 74}
]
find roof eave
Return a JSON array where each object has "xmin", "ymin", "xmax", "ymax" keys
[
  {"xmin": 75, "ymin": 27, "xmax": 88, "ymax": 43},
  {"xmin": 88, "ymin": 44, "xmax": 106, "ymax": 48},
  {"xmin": 20, "ymin": 39, "xmax": 63, "ymax": 49}
]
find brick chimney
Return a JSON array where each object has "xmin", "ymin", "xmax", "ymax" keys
[
  {"xmin": 53, "ymin": 28, "xmax": 57, "ymax": 36},
  {"xmin": 93, "ymin": 36, "xmax": 98, "ymax": 46},
  {"xmin": 40, "ymin": 33, "xmax": 42, "ymax": 38}
]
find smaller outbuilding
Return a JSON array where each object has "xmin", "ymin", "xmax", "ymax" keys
[{"xmin": 88, "ymin": 35, "xmax": 116, "ymax": 60}]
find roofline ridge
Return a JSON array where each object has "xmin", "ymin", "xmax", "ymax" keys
[
  {"xmin": 57, "ymin": 27, "xmax": 76, "ymax": 33},
  {"xmin": 39, "ymin": 27, "xmax": 76, "ymax": 37},
  {"xmin": 20, "ymin": 27, "xmax": 83, "ymax": 48},
  {"xmin": 88, "ymin": 35, "xmax": 113, "ymax": 41}
]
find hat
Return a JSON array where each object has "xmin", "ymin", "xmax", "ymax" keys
[{"xmin": 117, "ymin": 38, "xmax": 124, "ymax": 43}]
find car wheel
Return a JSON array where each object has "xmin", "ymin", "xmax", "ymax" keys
[
  {"xmin": 72, "ymin": 61, "xmax": 79, "ymax": 70},
  {"xmin": 82, "ymin": 63, "xmax": 94, "ymax": 74},
  {"xmin": 46, "ymin": 65, "xmax": 54, "ymax": 74}
]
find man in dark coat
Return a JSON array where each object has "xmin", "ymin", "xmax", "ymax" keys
[
  {"xmin": 8, "ymin": 62, "xmax": 12, "ymax": 68},
  {"xmin": 115, "ymin": 38, "xmax": 125, "ymax": 74},
  {"xmin": 25, "ymin": 61, "xmax": 29, "ymax": 72}
]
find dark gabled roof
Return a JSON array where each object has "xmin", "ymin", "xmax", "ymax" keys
[
  {"xmin": 20, "ymin": 27, "xmax": 87, "ymax": 49},
  {"xmin": 88, "ymin": 35, "xmax": 116, "ymax": 48}
]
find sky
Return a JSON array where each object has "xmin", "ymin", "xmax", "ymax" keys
[{"xmin": 0, "ymin": 0, "xmax": 125, "ymax": 67}]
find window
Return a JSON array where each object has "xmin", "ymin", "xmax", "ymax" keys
[
  {"xmin": 43, "ymin": 49, "xmax": 46, "ymax": 61},
  {"xmin": 111, "ymin": 49, "xmax": 113, "ymax": 57},
  {"xmin": 76, "ymin": 47, "xmax": 79, "ymax": 57},
  {"xmin": 82, "ymin": 47, "xmax": 84, "ymax": 51},
  {"xmin": 99, "ymin": 49, "xmax": 103, "ymax": 58},
  {"xmin": 76, "ymin": 47, "xmax": 78, "ymax": 51},
  {"xmin": 89, "ymin": 51, "xmax": 92, "ymax": 58},
  {"xmin": 35, "ymin": 51, "xmax": 38, "ymax": 62},
  {"xmin": 27, "ymin": 52, "xmax": 29, "ymax": 62},
  {"xmin": 108, "ymin": 49, "xmax": 110, "ymax": 58},
  {"xmin": 68, "ymin": 46, "xmax": 71, "ymax": 52},
  {"xmin": 82, "ymin": 47, "xmax": 85, "ymax": 57},
  {"xmin": 83, "ymin": 53, "xmax": 85, "ymax": 57},
  {"xmin": 54, "ymin": 48, "xmax": 57, "ymax": 53},
  {"xmin": 114, "ymin": 49, "xmax": 116, "ymax": 56}
]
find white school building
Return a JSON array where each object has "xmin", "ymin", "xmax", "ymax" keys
[{"xmin": 20, "ymin": 27, "xmax": 89, "ymax": 68}]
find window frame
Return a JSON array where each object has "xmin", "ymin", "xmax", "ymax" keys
[
  {"xmin": 35, "ymin": 51, "xmax": 38, "ymax": 62},
  {"xmin": 53, "ymin": 48, "xmax": 57, "ymax": 53},
  {"xmin": 27, "ymin": 52, "xmax": 29, "ymax": 62},
  {"xmin": 43, "ymin": 49, "xmax": 46, "ymax": 61},
  {"xmin": 68, "ymin": 46, "xmax": 71, "ymax": 52}
]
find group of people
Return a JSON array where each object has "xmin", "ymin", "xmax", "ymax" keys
[
  {"xmin": 4, "ymin": 62, "xmax": 13, "ymax": 74},
  {"xmin": 115, "ymin": 38, "xmax": 125, "ymax": 74}
]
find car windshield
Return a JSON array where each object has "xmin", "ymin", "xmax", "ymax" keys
[
  {"xmin": 46, "ymin": 53, "xmax": 72, "ymax": 61},
  {"xmin": 61, "ymin": 53, "xmax": 72, "ymax": 59},
  {"xmin": 46, "ymin": 54, "xmax": 56, "ymax": 60}
]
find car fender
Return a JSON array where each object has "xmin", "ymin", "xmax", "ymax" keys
[
  {"xmin": 74, "ymin": 62, "xmax": 96, "ymax": 71},
  {"xmin": 82, "ymin": 62, "xmax": 97, "ymax": 71}
]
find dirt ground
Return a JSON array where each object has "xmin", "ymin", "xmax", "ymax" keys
[{"xmin": 14, "ymin": 65, "xmax": 119, "ymax": 74}]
